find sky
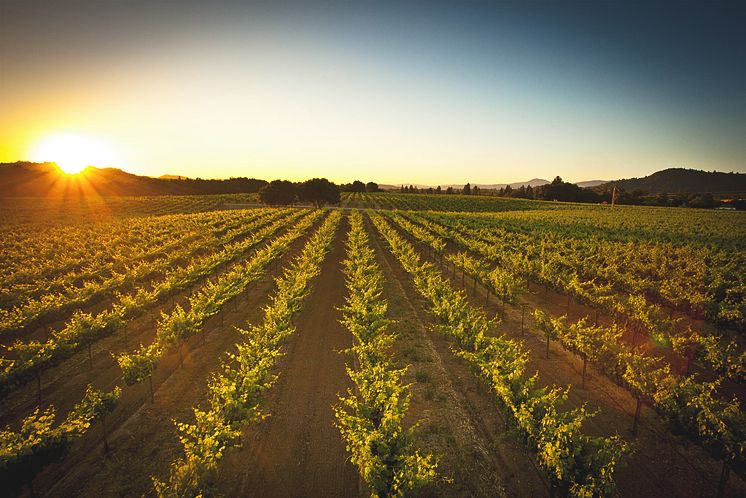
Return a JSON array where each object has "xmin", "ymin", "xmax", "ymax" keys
[{"xmin": 1, "ymin": 0, "xmax": 744, "ymax": 184}]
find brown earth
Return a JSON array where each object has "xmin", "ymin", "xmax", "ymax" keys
[
  {"xmin": 365, "ymin": 215, "xmax": 550, "ymax": 497},
  {"xmin": 5, "ymin": 207, "xmax": 745, "ymax": 497},
  {"xmin": 0, "ymin": 211, "xmax": 301, "ymax": 430},
  {"xmin": 217, "ymin": 216, "xmax": 359, "ymax": 497},
  {"xmin": 0, "ymin": 210, "xmax": 280, "ymax": 348},
  {"xmin": 392, "ymin": 219, "xmax": 746, "ymax": 497},
  {"xmin": 12, "ymin": 215, "xmax": 318, "ymax": 497}
]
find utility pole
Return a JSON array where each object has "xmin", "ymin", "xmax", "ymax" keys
[{"xmin": 611, "ymin": 186, "xmax": 617, "ymax": 209}]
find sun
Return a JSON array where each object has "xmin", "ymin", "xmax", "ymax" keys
[{"xmin": 29, "ymin": 133, "xmax": 120, "ymax": 174}]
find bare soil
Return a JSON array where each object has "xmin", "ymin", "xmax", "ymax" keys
[
  {"xmin": 397, "ymin": 222, "xmax": 746, "ymax": 498},
  {"xmin": 366, "ymin": 216, "xmax": 550, "ymax": 497},
  {"xmin": 14, "ymin": 220, "xmax": 316, "ymax": 497},
  {"xmin": 217, "ymin": 216, "xmax": 359, "ymax": 497},
  {"xmin": 5, "ymin": 209, "xmax": 744, "ymax": 498}
]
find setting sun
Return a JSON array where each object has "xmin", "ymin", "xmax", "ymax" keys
[{"xmin": 29, "ymin": 133, "xmax": 119, "ymax": 174}]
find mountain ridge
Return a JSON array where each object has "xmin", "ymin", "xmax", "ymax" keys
[
  {"xmin": 0, "ymin": 162, "xmax": 267, "ymax": 197},
  {"xmin": 600, "ymin": 167, "xmax": 746, "ymax": 194}
]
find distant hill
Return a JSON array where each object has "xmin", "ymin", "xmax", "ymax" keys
[
  {"xmin": 0, "ymin": 162, "xmax": 267, "ymax": 197},
  {"xmin": 602, "ymin": 168, "xmax": 746, "ymax": 194},
  {"xmin": 381, "ymin": 178, "xmax": 606, "ymax": 191}
]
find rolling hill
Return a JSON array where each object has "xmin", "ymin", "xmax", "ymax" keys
[
  {"xmin": 603, "ymin": 168, "xmax": 746, "ymax": 194},
  {"xmin": 0, "ymin": 162, "xmax": 267, "ymax": 197}
]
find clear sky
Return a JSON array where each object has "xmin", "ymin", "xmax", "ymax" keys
[{"xmin": 1, "ymin": 0, "xmax": 744, "ymax": 184}]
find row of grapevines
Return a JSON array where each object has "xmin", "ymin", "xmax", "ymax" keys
[
  {"xmin": 0, "ymin": 208, "xmax": 246, "ymax": 309},
  {"xmin": 0, "ymin": 207, "xmax": 242, "ymax": 286},
  {"xmin": 152, "ymin": 210, "xmax": 341, "ymax": 496},
  {"xmin": 0, "ymin": 209, "xmax": 274, "ymax": 336},
  {"xmin": 0, "ymin": 209, "xmax": 300, "ymax": 395},
  {"xmin": 1, "ymin": 209, "xmax": 321, "ymax": 496},
  {"xmin": 0, "ymin": 385, "xmax": 121, "ymax": 494},
  {"xmin": 425, "ymin": 208, "xmax": 744, "ymax": 332},
  {"xmin": 116, "ymin": 209, "xmax": 323, "ymax": 391},
  {"xmin": 409, "ymin": 212, "xmax": 746, "ymax": 383},
  {"xmin": 370, "ymin": 212, "xmax": 627, "ymax": 497},
  {"xmin": 534, "ymin": 310, "xmax": 746, "ymax": 481},
  {"xmin": 334, "ymin": 211, "xmax": 437, "ymax": 496},
  {"xmin": 386, "ymin": 212, "xmax": 521, "ymax": 307}
]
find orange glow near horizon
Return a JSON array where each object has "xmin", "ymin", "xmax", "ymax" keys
[{"xmin": 29, "ymin": 133, "xmax": 121, "ymax": 175}]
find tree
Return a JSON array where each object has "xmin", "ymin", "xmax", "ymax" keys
[
  {"xmin": 365, "ymin": 182, "xmax": 379, "ymax": 192},
  {"xmin": 300, "ymin": 178, "xmax": 341, "ymax": 207},
  {"xmin": 689, "ymin": 193, "xmax": 717, "ymax": 209},
  {"xmin": 435, "ymin": 185, "xmax": 442, "ymax": 194},
  {"xmin": 350, "ymin": 180, "xmax": 366, "ymax": 192},
  {"xmin": 463, "ymin": 183, "xmax": 471, "ymax": 195},
  {"xmin": 258, "ymin": 180, "xmax": 298, "ymax": 206}
]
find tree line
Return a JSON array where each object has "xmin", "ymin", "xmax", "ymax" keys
[{"xmin": 396, "ymin": 177, "xmax": 738, "ymax": 209}]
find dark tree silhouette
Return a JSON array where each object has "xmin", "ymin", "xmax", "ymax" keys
[
  {"xmin": 462, "ymin": 183, "xmax": 471, "ymax": 195},
  {"xmin": 350, "ymin": 180, "xmax": 365, "ymax": 192},
  {"xmin": 365, "ymin": 181, "xmax": 379, "ymax": 192},
  {"xmin": 259, "ymin": 180, "xmax": 298, "ymax": 205},
  {"xmin": 300, "ymin": 178, "xmax": 341, "ymax": 207}
]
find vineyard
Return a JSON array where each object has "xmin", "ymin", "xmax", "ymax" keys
[{"xmin": 0, "ymin": 193, "xmax": 744, "ymax": 497}]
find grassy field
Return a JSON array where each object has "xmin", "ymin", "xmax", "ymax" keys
[{"xmin": 1, "ymin": 193, "xmax": 744, "ymax": 497}]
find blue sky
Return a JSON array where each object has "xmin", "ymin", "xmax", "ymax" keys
[{"xmin": 1, "ymin": 0, "xmax": 744, "ymax": 183}]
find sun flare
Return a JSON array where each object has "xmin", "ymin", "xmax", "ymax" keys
[{"xmin": 29, "ymin": 133, "xmax": 119, "ymax": 174}]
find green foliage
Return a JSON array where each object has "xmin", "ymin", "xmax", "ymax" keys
[
  {"xmin": 153, "ymin": 211, "xmax": 342, "ymax": 496},
  {"xmin": 335, "ymin": 211, "xmax": 437, "ymax": 496},
  {"xmin": 371, "ymin": 212, "xmax": 627, "ymax": 497},
  {"xmin": 0, "ymin": 385, "xmax": 120, "ymax": 492},
  {"xmin": 116, "ymin": 344, "xmax": 160, "ymax": 385}
]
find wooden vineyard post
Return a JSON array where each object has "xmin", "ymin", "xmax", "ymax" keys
[
  {"xmin": 611, "ymin": 185, "xmax": 617, "ymax": 209},
  {"xmin": 148, "ymin": 374, "xmax": 154, "ymax": 403},
  {"xmin": 684, "ymin": 346, "xmax": 693, "ymax": 376},
  {"xmin": 521, "ymin": 303, "xmax": 526, "ymax": 336},
  {"xmin": 102, "ymin": 415, "xmax": 109, "ymax": 454},
  {"xmin": 36, "ymin": 371, "xmax": 42, "ymax": 405},
  {"xmin": 717, "ymin": 461, "xmax": 731, "ymax": 498},
  {"xmin": 632, "ymin": 397, "xmax": 642, "ymax": 436},
  {"xmin": 472, "ymin": 275, "xmax": 477, "ymax": 296}
]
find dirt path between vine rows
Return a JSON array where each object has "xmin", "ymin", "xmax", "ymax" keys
[
  {"xmin": 365, "ymin": 216, "xmax": 549, "ymax": 497},
  {"xmin": 400, "ymin": 225, "xmax": 746, "ymax": 498},
  {"xmin": 218, "ymin": 216, "xmax": 359, "ymax": 498},
  {"xmin": 0, "ymin": 210, "xmax": 298, "ymax": 430},
  {"xmin": 24, "ymin": 220, "xmax": 317, "ymax": 498}
]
